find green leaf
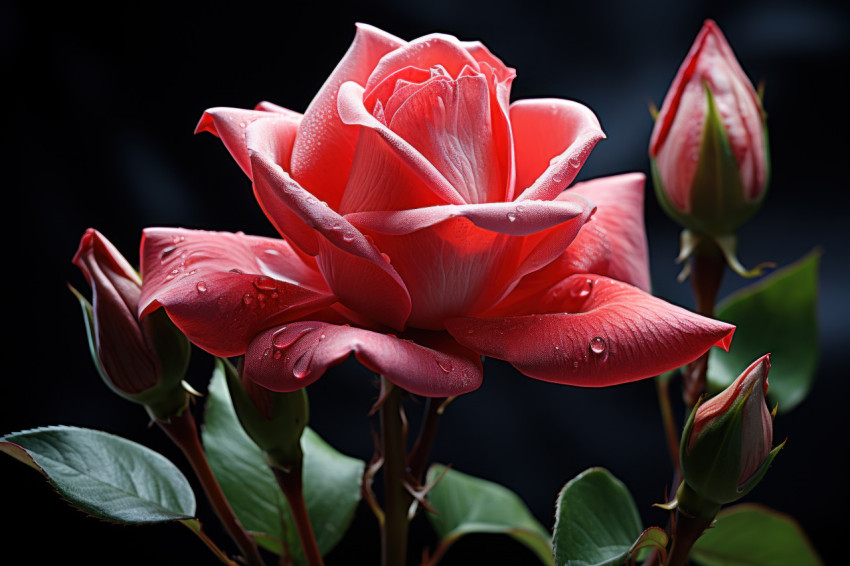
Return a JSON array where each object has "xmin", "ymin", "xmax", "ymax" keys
[
  {"xmin": 552, "ymin": 467, "xmax": 643, "ymax": 566},
  {"xmin": 202, "ymin": 363, "xmax": 364, "ymax": 563},
  {"xmin": 425, "ymin": 464, "xmax": 554, "ymax": 565},
  {"xmin": 0, "ymin": 426, "xmax": 195, "ymax": 523},
  {"xmin": 690, "ymin": 504, "xmax": 822, "ymax": 566},
  {"xmin": 708, "ymin": 250, "xmax": 820, "ymax": 413}
]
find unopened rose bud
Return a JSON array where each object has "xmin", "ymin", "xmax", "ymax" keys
[
  {"xmin": 72, "ymin": 229, "xmax": 190, "ymax": 420},
  {"xmin": 220, "ymin": 358, "xmax": 307, "ymax": 470},
  {"xmin": 677, "ymin": 355, "xmax": 783, "ymax": 519},
  {"xmin": 650, "ymin": 20, "xmax": 768, "ymax": 239}
]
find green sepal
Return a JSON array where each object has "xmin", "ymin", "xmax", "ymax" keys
[
  {"xmin": 736, "ymin": 440, "xmax": 784, "ymax": 498},
  {"xmin": 69, "ymin": 285, "xmax": 189, "ymax": 421},
  {"xmin": 218, "ymin": 358, "xmax": 307, "ymax": 470}
]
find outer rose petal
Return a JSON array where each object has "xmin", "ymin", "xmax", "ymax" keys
[
  {"xmin": 446, "ymin": 274, "xmax": 734, "ymax": 387},
  {"xmin": 290, "ymin": 24, "xmax": 406, "ymax": 206},
  {"xmin": 244, "ymin": 322, "xmax": 483, "ymax": 397},
  {"xmin": 139, "ymin": 228, "xmax": 336, "ymax": 357},
  {"xmin": 485, "ymin": 173, "xmax": 650, "ymax": 317},
  {"xmin": 250, "ymin": 151, "xmax": 412, "ymax": 330},
  {"xmin": 348, "ymin": 194, "xmax": 593, "ymax": 329},
  {"xmin": 511, "ymin": 99, "xmax": 605, "ymax": 202},
  {"xmin": 196, "ymin": 106, "xmax": 301, "ymax": 178}
]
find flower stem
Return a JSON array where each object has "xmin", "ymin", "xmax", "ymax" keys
[
  {"xmin": 381, "ymin": 379, "xmax": 413, "ymax": 566},
  {"xmin": 683, "ymin": 239, "xmax": 725, "ymax": 406},
  {"xmin": 158, "ymin": 408, "xmax": 265, "ymax": 566},
  {"xmin": 406, "ymin": 396, "xmax": 446, "ymax": 483},
  {"xmin": 655, "ymin": 375, "xmax": 680, "ymax": 474},
  {"xmin": 181, "ymin": 519, "xmax": 241, "ymax": 566},
  {"xmin": 665, "ymin": 509, "xmax": 713, "ymax": 566},
  {"xmin": 272, "ymin": 464, "xmax": 324, "ymax": 566}
]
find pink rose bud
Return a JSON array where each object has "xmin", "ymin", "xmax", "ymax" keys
[
  {"xmin": 678, "ymin": 355, "xmax": 783, "ymax": 515},
  {"xmin": 72, "ymin": 229, "xmax": 190, "ymax": 420},
  {"xmin": 649, "ymin": 20, "xmax": 769, "ymax": 237}
]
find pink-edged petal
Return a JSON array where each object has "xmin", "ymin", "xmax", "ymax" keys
[
  {"xmin": 364, "ymin": 34, "xmax": 480, "ymax": 96},
  {"xmin": 459, "ymin": 40, "xmax": 516, "ymax": 83},
  {"xmin": 347, "ymin": 194, "xmax": 594, "ymax": 329},
  {"xmin": 346, "ymin": 196, "xmax": 591, "ymax": 237},
  {"xmin": 446, "ymin": 274, "xmax": 735, "ymax": 387},
  {"xmin": 561, "ymin": 173, "xmax": 650, "ymax": 291},
  {"xmin": 511, "ymin": 99, "xmax": 605, "ymax": 202},
  {"xmin": 196, "ymin": 106, "xmax": 301, "ymax": 178},
  {"xmin": 337, "ymin": 81, "xmax": 466, "ymax": 207},
  {"xmin": 387, "ymin": 74, "xmax": 507, "ymax": 204},
  {"xmin": 290, "ymin": 24, "xmax": 406, "ymax": 207},
  {"xmin": 244, "ymin": 322, "xmax": 483, "ymax": 397},
  {"xmin": 139, "ymin": 228, "xmax": 336, "ymax": 357},
  {"xmin": 250, "ymin": 152, "xmax": 412, "ymax": 330}
]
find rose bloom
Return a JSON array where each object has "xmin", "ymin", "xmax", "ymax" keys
[{"xmin": 140, "ymin": 24, "xmax": 734, "ymax": 397}]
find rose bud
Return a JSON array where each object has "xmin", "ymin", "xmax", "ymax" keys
[
  {"xmin": 72, "ymin": 228, "xmax": 191, "ymax": 420},
  {"xmin": 677, "ymin": 355, "xmax": 783, "ymax": 519},
  {"xmin": 650, "ymin": 19, "xmax": 768, "ymax": 239},
  {"xmin": 219, "ymin": 358, "xmax": 308, "ymax": 470}
]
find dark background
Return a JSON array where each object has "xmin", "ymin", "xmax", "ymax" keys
[{"xmin": 3, "ymin": 0, "xmax": 848, "ymax": 564}]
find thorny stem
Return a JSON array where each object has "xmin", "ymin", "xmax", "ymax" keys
[
  {"xmin": 273, "ymin": 465, "xmax": 324, "ymax": 566},
  {"xmin": 381, "ymin": 379, "xmax": 414, "ymax": 566},
  {"xmin": 158, "ymin": 408, "xmax": 265, "ymax": 566},
  {"xmin": 406, "ymin": 396, "xmax": 447, "ymax": 484},
  {"xmin": 683, "ymin": 240, "xmax": 725, "ymax": 407},
  {"xmin": 665, "ymin": 508, "xmax": 714, "ymax": 566}
]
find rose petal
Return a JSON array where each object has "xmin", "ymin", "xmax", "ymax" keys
[
  {"xmin": 459, "ymin": 40, "xmax": 516, "ymax": 83},
  {"xmin": 250, "ymin": 152, "xmax": 412, "ymax": 330},
  {"xmin": 511, "ymin": 99, "xmax": 605, "ymax": 201},
  {"xmin": 388, "ymin": 74, "xmax": 507, "ymax": 204},
  {"xmin": 364, "ymin": 34, "xmax": 480, "ymax": 96},
  {"xmin": 337, "ymin": 81, "xmax": 466, "ymax": 207},
  {"xmin": 290, "ymin": 24, "xmax": 406, "ymax": 207},
  {"xmin": 196, "ymin": 106, "xmax": 301, "ymax": 178},
  {"xmin": 244, "ymin": 322, "xmax": 483, "ymax": 397},
  {"xmin": 139, "ymin": 228, "xmax": 337, "ymax": 357},
  {"xmin": 347, "ymin": 194, "xmax": 594, "ymax": 329},
  {"xmin": 446, "ymin": 274, "xmax": 735, "ymax": 387},
  {"xmin": 501, "ymin": 173, "xmax": 651, "ymax": 306}
]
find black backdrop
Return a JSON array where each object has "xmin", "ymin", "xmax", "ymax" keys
[{"xmin": 4, "ymin": 0, "xmax": 848, "ymax": 563}]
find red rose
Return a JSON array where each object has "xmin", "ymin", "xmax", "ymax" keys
[{"xmin": 140, "ymin": 24, "xmax": 733, "ymax": 396}]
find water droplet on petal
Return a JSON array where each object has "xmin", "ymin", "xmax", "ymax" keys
[
  {"xmin": 273, "ymin": 350, "xmax": 282, "ymax": 360},
  {"xmin": 570, "ymin": 278, "xmax": 594, "ymax": 298},
  {"xmin": 515, "ymin": 205, "xmax": 525, "ymax": 213},
  {"xmin": 293, "ymin": 350, "xmax": 314, "ymax": 379},
  {"xmin": 589, "ymin": 336, "xmax": 607, "ymax": 356},
  {"xmin": 253, "ymin": 276, "xmax": 277, "ymax": 291},
  {"xmin": 160, "ymin": 246, "xmax": 178, "ymax": 261},
  {"xmin": 572, "ymin": 360, "xmax": 580, "ymax": 371},
  {"xmin": 229, "ymin": 268, "xmax": 244, "ymax": 274},
  {"xmin": 243, "ymin": 293, "xmax": 254, "ymax": 305},
  {"xmin": 196, "ymin": 281, "xmax": 207, "ymax": 293},
  {"xmin": 506, "ymin": 212, "xmax": 517, "ymax": 222},
  {"xmin": 466, "ymin": 328, "xmax": 475, "ymax": 335},
  {"xmin": 262, "ymin": 348, "xmax": 271, "ymax": 359},
  {"xmin": 171, "ymin": 235, "xmax": 185, "ymax": 245},
  {"xmin": 342, "ymin": 232, "xmax": 355, "ymax": 242},
  {"xmin": 436, "ymin": 359, "xmax": 453, "ymax": 373},
  {"xmin": 272, "ymin": 326, "xmax": 314, "ymax": 349}
]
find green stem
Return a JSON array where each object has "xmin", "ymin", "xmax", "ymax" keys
[
  {"xmin": 158, "ymin": 409, "xmax": 265, "ymax": 566},
  {"xmin": 273, "ymin": 465, "xmax": 324, "ymax": 566},
  {"xmin": 381, "ymin": 379, "xmax": 413, "ymax": 566},
  {"xmin": 656, "ymin": 376, "xmax": 680, "ymax": 473},
  {"xmin": 683, "ymin": 239, "xmax": 725, "ymax": 407}
]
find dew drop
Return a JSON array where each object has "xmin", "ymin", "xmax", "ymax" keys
[
  {"xmin": 229, "ymin": 268, "xmax": 244, "ymax": 274},
  {"xmin": 253, "ymin": 276, "xmax": 277, "ymax": 291},
  {"xmin": 515, "ymin": 205, "xmax": 525, "ymax": 213},
  {"xmin": 242, "ymin": 293, "xmax": 254, "ymax": 305},
  {"xmin": 589, "ymin": 336, "xmax": 607, "ymax": 356},
  {"xmin": 570, "ymin": 278, "xmax": 594, "ymax": 298},
  {"xmin": 273, "ymin": 350, "xmax": 283, "ymax": 360},
  {"xmin": 239, "ymin": 121, "xmax": 246, "ymax": 128},
  {"xmin": 160, "ymin": 246, "xmax": 178, "ymax": 261},
  {"xmin": 262, "ymin": 348, "xmax": 271, "ymax": 359},
  {"xmin": 293, "ymin": 350, "xmax": 314, "ymax": 379},
  {"xmin": 436, "ymin": 359, "xmax": 453, "ymax": 373},
  {"xmin": 171, "ymin": 235, "xmax": 185, "ymax": 245},
  {"xmin": 196, "ymin": 281, "xmax": 208, "ymax": 293},
  {"xmin": 572, "ymin": 360, "xmax": 580, "ymax": 371},
  {"xmin": 506, "ymin": 212, "xmax": 517, "ymax": 222},
  {"xmin": 380, "ymin": 252, "xmax": 391, "ymax": 263},
  {"xmin": 342, "ymin": 232, "xmax": 355, "ymax": 242},
  {"xmin": 466, "ymin": 328, "xmax": 475, "ymax": 335},
  {"xmin": 264, "ymin": 249, "xmax": 280, "ymax": 256}
]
